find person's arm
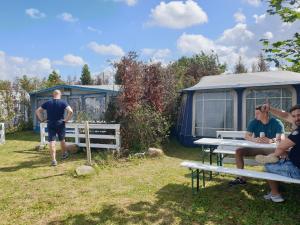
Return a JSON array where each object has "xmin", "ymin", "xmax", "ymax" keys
[
  {"xmin": 263, "ymin": 104, "xmax": 293, "ymax": 123},
  {"xmin": 245, "ymin": 120, "xmax": 259, "ymax": 143},
  {"xmin": 35, "ymin": 107, "xmax": 45, "ymax": 122},
  {"xmin": 245, "ymin": 132, "xmax": 259, "ymax": 143},
  {"xmin": 273, "ymin": 138, "xmax": 295, "ymax": 157},
  {"xmin": 64, "ymin": 106, "xmax": 73, "ymax": 122}
]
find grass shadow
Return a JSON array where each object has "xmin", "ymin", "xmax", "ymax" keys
[
  {"xmin": 47, "ymin": 177, "xmax": 300, "ymax": 225},
  {"xmin": 163, "ymin": 138, "xmax": 203, "ymax": 161}
]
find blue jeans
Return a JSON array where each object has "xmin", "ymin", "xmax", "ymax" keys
[{"xmin": 265, "ymin": 159, "xmax": 300, "ymax": 179}]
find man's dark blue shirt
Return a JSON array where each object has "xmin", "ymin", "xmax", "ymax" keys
[
  {"xmin": 288, "ymin": 127, "xmax": 300, "ymax": 169},
  {"xmin": 41, "ymin": 99, "xmax": 68, "ymax": 127}
]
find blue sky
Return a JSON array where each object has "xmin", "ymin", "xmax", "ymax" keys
[{"xmin": 0, "ymin": 0, "xmax": 298, "ymax": 82}]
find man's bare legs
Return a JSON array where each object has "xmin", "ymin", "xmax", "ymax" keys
[
  {"xmin": 235, "ymin": 148, "xmax": 246, "ymax": 169},
  {"xmin": 49, "ymin": 141, "xmax": 57, "ymax": 162},
  {"xmin": 60, "ymin": 140, "xmax": 67, "ymax": 154},
  {"xmin": 267, "ymin": 180, "xmax": 280, "ymax": 195}
]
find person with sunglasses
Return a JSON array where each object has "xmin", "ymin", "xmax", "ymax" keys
[{"xmin": 229, "ymin": 105, "xmax": 285, "ymax": 186}]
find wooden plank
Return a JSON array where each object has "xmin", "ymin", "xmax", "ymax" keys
[
  {"xmin": 40, "ymin": 122, "xmax": 120, "ymax": 150},
  {"xmin": 85, "ymin": 121, "xmax": 92, "ymax": 166},
  {"xmin": 195, "ymin": 138, "xmax": 276, "ymax": 149},
  {"xmin": 77, "ymin": 143, "xmax": 118, "ymax": 149},
  {"xmin": 181, "ymin": 161, "xmax": 300, "ymax": 184},
  {"xmin": 216, "ymin": 131, "xmax": 246, "ymax": 139}
]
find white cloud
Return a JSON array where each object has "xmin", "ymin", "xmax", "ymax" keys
[
  {"xmin": 141, "ymin": 48, "xmax": 171, "ymax": 63},
  {"xmin": 0, "ymin": 51, "xmax": 53, "ymax": 80},
  {"xmin": 57, "ymin": 12, "xmax": 78, "ymax": 22},
  {"xmin": 253, "ymin": 14, "xmax": 266, "ymax": 24},
  {"xmin": 177, "ymin": 33, "xmax": 257, "ymax": 72},
  {"xmin": 114, "ymin": 0, "xmax": 138, "ymax": 6},
  {"xmin": 25, "ymin": 8, "xmax": 46, "ymax": 19},
  {"xmin": 87, "ymin": 42, "xmax": 125, "ymax": 57},
  {"xmin": 147, "ymin": 0, "xmax": 208, "ymax": 29},
  {"xmin": 87, "ymin": 26, "xmax": 102, "ymax": 35},
  {"xmin": 53, "ymin": 54, "xmax": 85, "ymax": 66},
  {"xmin": 245, "ymin": 0, "xmax": 261, "ymax": 7},
  {"xmin": 218, "ymin": 23, "xmax": 254, "ymax": 45},
  {"xmin": 234, "ymin": 11, "xmax": 246, "ymax": 23},
  {"xmin": 177, "ymin": 33, "xmax": 216, "ymax": 54},
  {"xmin": 176, "ymin": 11, "xmax": 300, "ymax": 72},
  {"xmin": 142, "ymin": 48, "xmax": 170, "ymax": 58},
  {"xmin": 263, "ymin": 31, "xmax": 273, "ymax": 39}
]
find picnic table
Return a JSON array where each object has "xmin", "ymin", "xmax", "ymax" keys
[
  {"xmin": 194, "ymin": 138, "xmax": 277, "ymax": 179},
  {"xmin": 194, "ymin": 138, "xmax": 277, "ymax": 150}
]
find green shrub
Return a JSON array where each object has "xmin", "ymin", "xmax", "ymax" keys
[{"xmin": 121, "ymin": 105, "xmax": 170, "ymax": 153}]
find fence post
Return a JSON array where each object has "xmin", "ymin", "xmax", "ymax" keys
[
  {"xmin": 85, "ymin": 121, "xmax": 92, "ymax": 166},
  {"xmin": 75, "ymin": 123, "xmax": 79, "ymax": 145},
  {"xmin": 115, "ymin": 125, "xmax": 121, "ymax": 152},
  {"xmin": 40, "ymin": 123, "xmax": 46, "ymax": 145},
  {"xmin": 0, "ymin": 123, "xmax": 5, "ymax": 144}
]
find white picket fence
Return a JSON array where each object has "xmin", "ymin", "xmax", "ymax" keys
[
  {"xmin": 40, "ymin": 122, "xmax": 121, "ymax": 150},
  {"xmin": 0, "ymin": 123, "xmax": 5, "ymax": 144}
]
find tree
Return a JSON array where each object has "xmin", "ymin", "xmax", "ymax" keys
[
  {"xmin": 94, "ymin": 73, "xmax": 109, "ymax": 85},
  {"xmin": 80, "ymin": 64, "xmax": 92, "ymax": 85},
  {"xmin": 257, "ymin": 53, "xmax": 270, "ymax": 72},
  {"xmin": 46, "ymin": 70, "xmax": 64, "ymax": 87},
  {"xmin": 169, "ymin": 52, "xmax": 226, "ymax": 89},
  {"xmin": 113, "ymin": 52, "xmax": 144, "ymax": 115},
  {"xmin": 262, "ymin": 0, "xmax": 300, "ymax": 72},
  {"xmin": 234, "ymin": 56, "xmax": 248, "ymax": 74}
]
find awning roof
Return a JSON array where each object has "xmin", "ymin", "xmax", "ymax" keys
[
  {"xmin": 183, "ymin": 71, "xmax": 300, "ymax": 92},
  {"xmin": 30, "ymin": 84, "xmax": 120, "ymax": 95}
]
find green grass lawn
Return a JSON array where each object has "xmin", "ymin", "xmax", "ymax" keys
[{"xmin": 0, "ymin": 131, "xmax": 299, "ymax": 225}]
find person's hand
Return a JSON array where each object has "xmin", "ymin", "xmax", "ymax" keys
[
  {"xmin": 261, "ymin": 103, "xmax": 270, "ymax": 113},
  {"xmin": 260, "ymin": 137, "xmax": 273, "ymax": 144},
  {"xmin": 279, "ymin": 152, "xmax": 288, "ymax": 159}
]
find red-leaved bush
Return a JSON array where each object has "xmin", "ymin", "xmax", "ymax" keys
[{"xmin": 113, "ymin": 52, "xmax": 177, "ymax": 151}]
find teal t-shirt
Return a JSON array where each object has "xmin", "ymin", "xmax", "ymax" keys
[{"xmin": 247, "ymin": 118, "xmax": 285, "ymax": 138}]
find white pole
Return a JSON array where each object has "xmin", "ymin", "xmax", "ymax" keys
[{"xmin": 85, "ymin": 121, "xmax": 92, "ymax": 165}]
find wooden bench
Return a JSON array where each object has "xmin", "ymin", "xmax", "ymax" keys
[{"xmin": 181, "ymin": 161, "xmax": 300, "ymax": 193}]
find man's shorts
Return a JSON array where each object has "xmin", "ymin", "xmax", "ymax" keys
[
  {"xmin": 237, "ymin": 147, "xmax": 274, "ymax": 156},
  {"xmin": 265, "ymin": 159, "xmax": 300, "ymax": 179},
  {"xmin": 47, "ymin": 123, "xmax": 66, "ymax": 142}
]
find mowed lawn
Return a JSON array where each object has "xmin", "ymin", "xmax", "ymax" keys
[{"xmin": 0, "ymin": 132, "xmax": 299, "ymax": 225}]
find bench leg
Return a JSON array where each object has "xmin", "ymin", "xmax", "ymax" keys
[
  {"xmin": 209, "ymin": 147, "xmax": 213, "ymax": 180},
  {"xmin": 191, "ymin": 169, "xmax": 203, "ymax": 194},
  {"xmin": 196, "ymin": 169, "xmax": 200, "ymax": 192},
  {"xmin": 202, "ymin": 170, "xmax": 206, "ymax": 187}
]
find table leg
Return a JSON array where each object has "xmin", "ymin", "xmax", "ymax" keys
[
  {"xmin": 209, "ymin": 147, "xmax": 213, "ymax": 180},
  {"xmin": 196, "ymin": 169, "xmax": 200, "ymax": 192}
]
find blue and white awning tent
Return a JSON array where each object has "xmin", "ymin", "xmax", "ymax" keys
[
  {"xmin": 177, "ymin": 71, "xmax": 300, "ymax": 146},
  {"xmin": 29, "ymin": 84, "xmax": 120, "ymax": 132}
]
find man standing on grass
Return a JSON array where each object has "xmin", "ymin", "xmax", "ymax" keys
[{"xmin": 36, "ymin": 90, "xmax": 73, "ymax": 166}]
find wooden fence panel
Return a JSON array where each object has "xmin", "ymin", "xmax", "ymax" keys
[{"xmin": 40, "ymin": 122, "xmax": 120, "ymax": 150}]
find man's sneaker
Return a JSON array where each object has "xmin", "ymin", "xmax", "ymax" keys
[
  {"xmin": 62, "ymin": 151, "xmax": 69, "ymax": 160},
  {"xmin": 51, "ymin": 160, "xmax": 58, "ymax": 166},
  {"xmin": 255, "ymin": 154, "xmax": 279, "ymax": 164},
  {"xmin": 263, "ymin": 192, "xmax": 285, "ymax": 203},
  {"xmin": 229, "ymin": 177, "xmax": 246, "ymax": 186}
]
